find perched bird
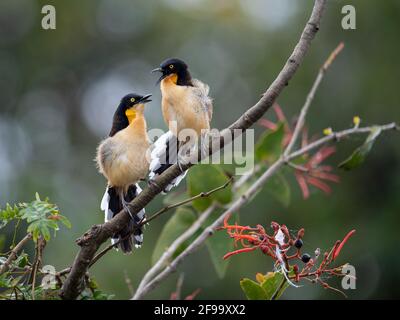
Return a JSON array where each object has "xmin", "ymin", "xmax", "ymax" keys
[
  {"xmin": 149, "ymin": 58, "xmax": 213, "ymax": 191},
  {"xmin": 96, "ymin": 93, "xmax": 152, "ymax": 253}
]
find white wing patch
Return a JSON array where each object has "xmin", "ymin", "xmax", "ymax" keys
[
  {"xmin": 101, "ymin": 186, "xmax": 113, "ymax": 222},
  {"xmin": 148, "ymin": 131, "xmax": 187, "ymax": 192}
]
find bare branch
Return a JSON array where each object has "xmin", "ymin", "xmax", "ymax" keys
[
  {"xmin": 0, "ymin": 233, "xmax": 32, "ymax": 275},
  {"xmin": 284, "ymin": 42, "xmax": 345, "ymax": 156}
]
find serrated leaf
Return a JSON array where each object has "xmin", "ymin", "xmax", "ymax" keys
[
  {"xmin": 187, "ymin": 165, "xmax": 232, "ymax": 212},
  {"xmin": 240, "ymin": 278, "xmax": 268, "ymax": 300},
  {"xmin": 339, "ymin": 127, "xmax": 382, "ymax": 170},
  {"xmin": 152, "ymin": 208, "xmax": 197, "ymax": 265},
  {"xmin": 255, "ymin": 122, "xmax": 285, "ymax": 163}
]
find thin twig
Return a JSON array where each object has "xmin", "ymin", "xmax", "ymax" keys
[
  {"xmin": 144, "ymin": 177, "xmax": 233, "ymax": 225},
  {"xmin": 0, "ymin": 233, "xmax": 32, "ymax": 275},
  {"xmin": 123, "ymin": 270, "xmax": 134, "ymax": 296},
  {"xmin": 286, "ymin": 162, "xmax": 309, "ymax": 172},
  {"xmin": 30, "ymin": 237, "xmax": 46, "ymax": 300},
  {"xmin": 172, "ymin": 273, "xmax": 185, "ymax": 300},
  {"xmin": 284, "ymin": 42, "xmax": 345, "ymax": 156}
]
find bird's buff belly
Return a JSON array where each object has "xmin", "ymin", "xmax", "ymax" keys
[{"xmin": 99, "ymin": 142, "xmax": 149, "ymax": 188}]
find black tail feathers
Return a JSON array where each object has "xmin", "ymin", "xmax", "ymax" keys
[{"xmin": 101, "ymin": 184, "xmax": 145, "ymax": 254}]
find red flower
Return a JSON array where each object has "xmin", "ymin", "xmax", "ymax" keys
[
  {"xmin": 258, "ymin": 103, "xmax": 340, "ymax": 199},
  {"xmin": 218, "ymin": 215, "xmax": 356, "ymax": 295},
  {"xmin": 294, "ymin": 146, "xmax": 340, "ymax": 199}
]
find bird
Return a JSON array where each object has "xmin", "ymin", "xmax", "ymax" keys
[
  {"xmin": 149, "ymin": 58, "xmax": 213, "ymax": 192},
  {"xmin": 96, "ymin": 93, "xmax": 152, "ymax": 253}
]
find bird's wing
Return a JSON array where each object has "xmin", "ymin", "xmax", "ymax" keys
[
  {"xmin": 101, "ymin": 186, "xmax": 112, "ymax": 222},
  {"xmin": 192, "ymin": 79, "xmax": 213, "ymax": 121},
  {"xmin": 148, "ymin": 131, "xmax": 187, "ymax": 193}
]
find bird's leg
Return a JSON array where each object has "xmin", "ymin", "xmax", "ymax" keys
[{"xmin": 121, "ymin": 198, "xmax": 135, "ymax": 220}]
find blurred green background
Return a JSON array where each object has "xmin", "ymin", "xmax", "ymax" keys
[{"xmin": 0, "ymin": 0, "xmax": 399, "ymax": 299}]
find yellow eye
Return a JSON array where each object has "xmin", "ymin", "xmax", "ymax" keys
[
  {"xmin": 130, "ymin": 97, "xmax": 135, "ymax": 103},
  {"xmin": 169, "ymin": 64, "xmax": 174, "ymax": 69}
]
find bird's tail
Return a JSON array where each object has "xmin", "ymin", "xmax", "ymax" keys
[
  {"xmin": 101, "ymin": 184, "xmax": 145, "ymax": 253},
  {"xmin": 149, "ymin": 131, "xmax": 187, "ymax": 193}
]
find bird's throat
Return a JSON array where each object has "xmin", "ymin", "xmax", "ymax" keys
[{"xmin": 125, "ymin": 109, "xmax": 136, "ymax": 124}]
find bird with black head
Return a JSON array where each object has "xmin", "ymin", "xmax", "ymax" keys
[
  {"xmin": 149, "ymin": 58, "xmax": 213, "ymax": 192},
  {"xmin": 96, "ymin": 93, "xmax": 152, "ymax": 253}
]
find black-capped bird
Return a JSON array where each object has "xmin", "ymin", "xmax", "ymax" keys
[
  {"xmin": 149, "ymin": 58, "xmax": 213, "ymax": 191},
  {"xmin": 97, "ymin": 93, "xmax": 152, "ymax": 253}
]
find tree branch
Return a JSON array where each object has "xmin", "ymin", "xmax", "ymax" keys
[
  {"xmin": 0, "ymin": 233, "xmax": 32, "ymax": 275},
  {"xmin": 284, "ymin": 42, "xmax": 345, "ymax": 156},
  {"xmin": 60, "ymin": 0, "xmax": 328, "ymax": 299}
]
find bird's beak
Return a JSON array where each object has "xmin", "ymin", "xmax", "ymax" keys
[
  {"xmin": 139, "ymin": 94, "xmax": 152, "ymax": 104},
  {"xmin": 152, "ymin": 67, "xmax": 166, "ymax": 85},
  {"xmin": 151, "ymin": 67, "xmax": 162, "ymax": 73}
]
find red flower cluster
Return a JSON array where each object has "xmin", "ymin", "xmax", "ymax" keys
[
  {"xmin": 219, "ymin": 214, "xmax": 355, "ymax": 295},
  {"xmin": 258, "ymin": 104, "xmax": 340, "ymax": 199}
]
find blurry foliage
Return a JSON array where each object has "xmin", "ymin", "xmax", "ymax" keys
[{"xmin": 339, "ymin": 126, "xmax": 383, "ymax": 171}]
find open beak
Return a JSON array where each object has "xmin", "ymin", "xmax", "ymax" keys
[
  {"xmin": 139, "ymin": 94, "xmax": 152, "ymax": 104},
  {"xmin": 151, "ymin": 67, "xmax": 162, "ymax": 73},
  {"xmin": 151, "ymin": 67, "xmax": 166, "ymax": 85}
]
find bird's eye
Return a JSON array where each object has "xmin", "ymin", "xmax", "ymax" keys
[
  {"xmin": 169, "ymin": 64, "xmax": 174, "ymax": 69},
  {"xmin": 130, "ymin": 98, "xmax": 135, "ymax": 103}
]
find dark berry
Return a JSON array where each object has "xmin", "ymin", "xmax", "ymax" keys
[
  {"xmin": 301, "ymin": 253, "xmax": 311, "ymax": 263},
  {"xmin": 294, "ymin": 239, "xmax": 303, "ymax": 249}
]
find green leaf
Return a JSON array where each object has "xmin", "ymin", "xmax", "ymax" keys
[
  {"xmin": 240, "ymin": 272, "xmax": 291, "ymax": 300},
  {"xmin": 14, "ymin": 253, "xmax": 29, "ymax": 268},
  {"xmin": 206, "ymin": 232, "xmax": 233, "ymax": 279},
  {"xmin": 240, "ymin": 278, "xmax": 268, "ymax": 300},
  {"xmin": 339, "ymin": 127, "xmax": 382, "ymax": 170},
  {"xmin": 57, "ymin": 215, "xmax": 72, "ymax": 229},
  {"xmin": 255, "ymin": 122, "xmax": 285, "ymax": 163},
  {"xmin": 0, "ymin": 234, "xmax": 5, "ymax": 252},
  {"xmin": 187, "ymin": 165, "xmax": 232, "ymax": 212},
  {"xmin": 0, "ymin": 204, "xmax": 21, "ymax": 228},
  {"xmin": 203, "ymin": 210, "xmax": 236, "ymax": 279},
  {"xmin": 152, "ymin": 208, "xmax": 197, "ymax": 265},
  {"xmin": 263, "ymin": 173, "xmax": 291, "ymax": 207},
  {"xmin": 0, "ymin": 274, "xmax": 13, "ymax": 288},
  {"xmin": 261, "ymin": 272, "xmax": 289, "ymax": 300}
]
